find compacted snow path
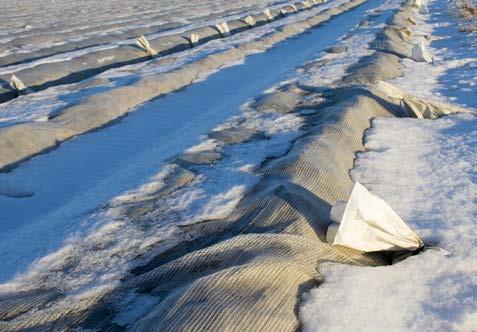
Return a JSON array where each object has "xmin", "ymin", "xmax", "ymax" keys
[
  {"xmin": 301, "ymin": 0, "xmax": 477, "ymax": 330},
  {"xmin": 0, "ymin": 0, "xmax": 398, "ymax": 284}
]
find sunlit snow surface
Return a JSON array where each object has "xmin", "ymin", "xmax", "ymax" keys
[
  {"xmin": 301, "ymin": 0, "xmax": 477, "ymax": 330},
  {"xmin": 302, "ymin": 113, "xmax": 477, "ymax": 331}
]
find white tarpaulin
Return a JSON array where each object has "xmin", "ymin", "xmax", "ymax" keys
[
  {"xmin": 411, "ymin": 40, "xmax": 432, "ymax": 63},
  {"xmin": 329, "ymin": 182, "xmax": 423, "ymax": 252}
]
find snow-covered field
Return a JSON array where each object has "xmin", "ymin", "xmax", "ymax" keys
[
  {"xmin": 0, "ymin": 0, "xmax": 395, "ymax": 285},
  {"xmin": 0, "ymin": 0, "xmax": 288, "ymax": 59},
  {"xmin": 301, "ymin": 0, "xmax": 477, "ymax": 330},
  {"xmin": 302, "ymin": 113, "xmax": 477, "ymax": 331},
  {"xmin": 0, "ymin": 0, "xmax": 475, "ymax": 330}
]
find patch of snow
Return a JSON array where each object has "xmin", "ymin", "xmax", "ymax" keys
[
  {"xmin": 391, "ymin": 0, "xmax": 477, "ymax": 109},
  {"xmin": 301, "ymin": 113, "xmax": 476, "ymax": 331},
  {"xmin": 0, "ymin": 101, "xmax": 303, "ymax": 301},
  {"xmin": 302, "ymin": 1, "xmax": 476, "ymax": 329}
]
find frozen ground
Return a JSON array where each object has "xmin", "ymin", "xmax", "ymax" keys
[{"xmin": 301, "ymin": 0, "xmax": 477, "ymax": 330}]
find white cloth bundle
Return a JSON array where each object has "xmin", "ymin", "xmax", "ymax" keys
[
  {"xmin": 302, "ymin": 1, "xmax": 313, "ymax": 8},
  {"xmin": 243, "ymin": 16, "xmax": 256, "ymax": 27},
  {"xmin": 413, "ymin": 0, "xmax": 429, "ymax": 14},
  {"xmin": 327, "ymin": 182, "xmax": 423, "ymax": 252},
  {"xmin": 187, "ymin": 33, "xmax": 199, "ymax": 47},
  {"xmin": 400, "ymin": 26, "xmax": 414, "ymax": 37},
  {"xmin": 281, "ymin": 4, "xmax": 298, "ymax": 15},
  {"xmin": 215, "ymin": 22, "xmax": 231, "ymax": 37},
  {"xmin": 411, "ymin": 40, "xmax": 432, "ymax": 63},
  {"xmin": 374, "ymin": 81, "xmax": 473, "ymax": 119},
  {"xmin": 263, "ymin": 9, "xmax": 274, "ymax": 22},
  {"xmin": 136, "ymin": 35, "xmax": 158, "ymax": 57},
  {"xmin": 10, "ymin": 75, "xmax": 32, "ymax": 95}
]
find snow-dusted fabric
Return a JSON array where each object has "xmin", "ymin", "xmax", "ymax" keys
[
  {"xmin": 126, "ymin": 88, "xmax": 397, "ymax": 332},
  {"xmin": 333, "ymin": 182, "xmax": 423, "ymax": 252},
  {"xmin": 0, "ymin": 86, "xmax": 398, "ymax": 332},
  {"xmin": 0, "ymin": 0, "xmax": 329, "ymax": 104}
]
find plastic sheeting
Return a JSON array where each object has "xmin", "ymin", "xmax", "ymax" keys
[
  {"xmin": 136, "ymin": 35, "xmax": 159, "ymax": 57},
  {"xmin": 374, "ymin": 81, "xmax": 475, "ymax": 119},
  {"xmin": 9, "ymin": 75, "xmax": 32, "ymax": 95},
  {"xmin": 329, "ymin": 182, "xmax": 423, "ymax": 252},
  {"xmin": 243, "ymin": 16, "xmax": 257, "ymax": 27},
  {"xmin": 215, "ymin": 22, "xmax": 231, "ymax": 37},
  {"xmin": 263, "ymin": 9, "xmax": 274, "ymax": 22},
  {"xmin": 411, "ymin": 40, "xmax": 432, "ymax": 63}
]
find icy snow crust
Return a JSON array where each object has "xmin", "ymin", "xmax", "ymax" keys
[{"xmin": 301, "ymin": 0, "xmax": 477, "ymax": 330}]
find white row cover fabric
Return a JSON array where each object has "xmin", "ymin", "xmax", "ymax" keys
[
  {"xmin": 411, "ymin": 40, "xmax": 432, "ymax": 63},
  {"xmin": 329, "ymin": 182, "xmax": 423, "ymax": 252},
  {"xmin": 244, "ymin": 16, "xmax": 256, "ymax": 27},
  {"xmin": 10, "ymin": 75, "xmax": 32, "ymax": 95},
  {"xmin": 263, "ymin": 9, "xmax": 274, "ymax": 22},
  {"xmin": 215, "ymin": 22, "xmax": 231, "ymax": 37},
  {"xmin": 187, "ymin": 33, "xmax": 199, "ymax": 47},
  {"xmin": 136, "ymin": 35, "xmax": 158, "ymax": 57}
]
